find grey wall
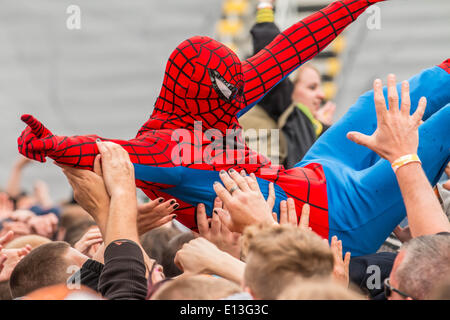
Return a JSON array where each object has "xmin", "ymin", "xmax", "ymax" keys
[
  {"xmin": 0, "ymin": 0, "xmax": 222, "ymax": 200},
  {"xmin": 334, "ymin": 0, "xmax": 450, "ymax": 120}
]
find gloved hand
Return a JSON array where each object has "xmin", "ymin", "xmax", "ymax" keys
[{"xmin": 17, "ymin": 114, "xmax": 59, "ymax": 163}]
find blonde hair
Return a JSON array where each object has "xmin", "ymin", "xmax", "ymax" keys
[
  {"xmin": 293, "ymin": 63, "xmax": 320, "ymax": 85},
  {"xmin": 151, "ymin": 274, "xmax": 242, "ymax": 300},
  {"xmin": 243, "ymin": 224, "xmax": 334, "ymax": 299},
  {"xmin": 278, "ymin": 278, "xmax": 366, "ymax": 300},
  {"xmin": 5, "ymin": 235, "xmax": 51, "ymax": 250}
]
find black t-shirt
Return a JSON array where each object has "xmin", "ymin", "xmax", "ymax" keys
[{"xmin": 98, "ymin": 239, "xmax": 148, "ymax": 300}]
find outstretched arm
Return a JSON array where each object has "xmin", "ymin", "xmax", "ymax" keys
[
  {"xmin": 239, "ymin": 0, "xmax": 386, "ymax": 116},
  {"xmin": 347, "ymin": 75, "xmax": 450, "ymax": 237},
  {"xmin": 17, "ymin": 114, "xmax": 171, "ymax": 170}
]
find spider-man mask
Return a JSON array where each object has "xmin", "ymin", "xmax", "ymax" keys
[{"xmin": 150, "ymin": 36, "xmax": 245, "ymax": 133}]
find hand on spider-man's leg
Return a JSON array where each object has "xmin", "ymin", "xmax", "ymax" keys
[{"xmin": 18, "ymin": 115, "xmax": 58, "ymax": 163}]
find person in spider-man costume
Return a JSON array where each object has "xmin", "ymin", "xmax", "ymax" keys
[{"xmin": 17, "ymin": 0, "xmax": 450, "ymax": 255}]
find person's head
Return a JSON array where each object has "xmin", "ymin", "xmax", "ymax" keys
[
  {"xmin": 13, "ymin": 192, "xmax": 36, "ymax": 210},
  {"xmin": 162, "ymin": 232, "xmax": 196, "ymax": 277},
  {"xmin": 150, "ymin": 274, "xmax": 242, "ymax": 300},
  {"xmin": 5, "ymin": 234, "xmax": 51, "ymax": 250},
  {"xmin": 429, "ymin": 277, "xmax": 450, "ymax": 300},
  {"xmin": 9, "ymin": 241, "xmax": 88, "ymax": 298},
  {"xmin": 63, "ymin": 219, "xmax": 97, "ymax": 246},
  {"xmin": 57, "ymin": 204, "xmax": 93, "ymax": 241},
  {"xmin": 140, "ymin": 226, "xmax": 181, "ymax": 264},
  {"xmin": 242, "ymin": 224, "xmax": 334, "ymax": 299},
  {"xmin": 277, "ymin": 278, "xmax": 365, "ymax": 300},
  {"xmin": 0, "ymin": 281, "xmax": 12, "ymax": 300},
  {"xmin": 23, "ymin": 284, "xmax": 102, "ymax": 300},
  {"xmin": 387, "ymin": 234, "xmax": 450, "ymax": 300},
  {"xmin": 291, "ymin": 64, "xmax": 324, "ymax": 116}
]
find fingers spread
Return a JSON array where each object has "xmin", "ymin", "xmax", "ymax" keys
[
  {"xmin": 0, "ymin": 230, "xmax": 14, "ymax": 246},
  {"xmin": 197, "ymin": 203, "xmax": 209, "ymax": 235},
  {"xmin": 400, "ymin": 81, "xmax": 411, "ymax": 115},
  {"xmin": 344, "ymin": 251, "xmax": 351, "ymax": 267},
  {"xmin": 373, "ymin": 79, "xmax": 387, "ymax": 118},
  {"xmin": 228, "ymin": 169, "xmax": 250, "ymax": 192},
  {"xmin": 266, "ymin": 182, "xmax": 275, "ymax": 210},
  {"xmin": 346, "ymin": 132, "xmax": 372, "ymax": 148},
  {"xmin": 213, "ymin": 197, "xmax": 223, "ymax": 210},
  {"xmin": 387, "ymin": 74, "xmax": 399, "ymax": 113},
  {"xmin": 412, "ymin": 97, "xmax": 427, "ymax": 125},
  {"xmin": 210, "ymin": 210, "xmax": 221, "ymax": 234},
  {"xmin": 299, "ymin": 204, "xmax": 310, "ymax": 229},
  {"xmin": 245, "ymin": 173, "xmax": 261, "ymax": 192},
  {"xmin": 279, "ymin": 200, "xmax": 287, "ymax": 224},
  {"xmin": 213, "ymin": 181, "xmax": 233, "ymax": 205},
  {"xmin": 21, "ymin": 115, "xmax": 52, "ymax": 137},
  {"xmin": 287, "ymin": 198, "xmax": 297, "ymax": 225},
  {"xmin": 138, "ymin": 199, "xmax": 161, "ymax": 214},
  {"xmin": 214, "ymin": 208, "xmax": 232, "ymax": 231}
]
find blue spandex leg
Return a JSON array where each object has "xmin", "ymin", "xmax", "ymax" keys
[
  {"xmin": 296, "ymin": 64, "xmax": 450, "ymax": 256},
  {"xmin": 299, "ymin": 65, "xmax": 450, "ymax": 170},
  {"xmin": 328, "ymin": 105, "xmax": 449, "ymax": 256}
]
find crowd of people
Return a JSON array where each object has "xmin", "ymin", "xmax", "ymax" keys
[{"xmin": 1, "ymin": 0, "xmax": 449, "ymax": 301}]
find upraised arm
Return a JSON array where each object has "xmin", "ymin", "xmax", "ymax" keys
[
  {"xmin": 347, "ymin": 75, "xmax": 450, "ymax": 237},
  {"xmin": 239, "ymin": 0, "xmax": 386, "ymax": 116}
]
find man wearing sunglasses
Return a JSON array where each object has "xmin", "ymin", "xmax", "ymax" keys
[{"xmin": 383, "ymin": 233, "xmax": 450, "ymax": 300}]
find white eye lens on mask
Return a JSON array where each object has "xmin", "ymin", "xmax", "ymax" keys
[
  {"xmin": 215, "ymin": 76, "xmax": 233, "ymax": 100},
  {"xmin": 208, "ymin": 69, "xmax": 238, "ymax": 103}
]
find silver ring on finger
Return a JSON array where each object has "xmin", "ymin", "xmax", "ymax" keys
[{"xmin": 229, "ymin": 185, "xmax": 239, "ymax": 195}]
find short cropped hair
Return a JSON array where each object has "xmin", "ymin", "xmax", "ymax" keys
[
  {"xmin": 162, "ymin": 232, "xmax": 196, "ymax": 277},
  {"xmin": 5, "ymin": 235, "xmax": 51, "ymax": 250},
  {"xmin": 243, "ymin": 224, "xmax": 334, "ymax": 299},
  {"xmin": 140, "ymin": 226, "xmax": 181, "ymax": 264},
  {"xmin": 9, "ymin": 241, "xmax": 72, "ymax": 298},
  {"xmin": 395, "ymin": 234, "xmax": 450, "ymax": 300},
  {"xmin": 278, "ymin": 278, "xmax": 365, "ymax": 300},
  {"xmin": 151, "ymin": 274, "xmax": 242, "ymax": 300}
]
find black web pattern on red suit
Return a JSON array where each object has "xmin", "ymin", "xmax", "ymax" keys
[{"xmin": 18, "ymin": 0, "xmax": 385, "ymax": 231}]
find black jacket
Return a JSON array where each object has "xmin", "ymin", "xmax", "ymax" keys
[{"xmin": 250, "ymin": 21, "xmax": 328, "ymax": 168}]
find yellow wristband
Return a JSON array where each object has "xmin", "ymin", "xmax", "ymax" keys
[{"xmin": 391, "ymin": 154, "xmax": 421, "ymax": 173}]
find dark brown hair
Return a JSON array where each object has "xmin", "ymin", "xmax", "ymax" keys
[{"xmin": 9, "ymin": 241, "xmax": 72, "ymax": 298}]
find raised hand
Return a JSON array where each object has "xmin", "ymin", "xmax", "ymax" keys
[
  {"xmin": 316, "ymin": 101, "xmax": 336, "ymax": 126},
  {"xmin": 174, "ymin": 237, "xmax": 245, "ymax": 284},
  {"xmin": 393, "ymin": 225, "xmax": 412, "ymax": 243},
  {"xmin": 57, "ymin": 155, "xmax": 109, "ymax": 235},
  {"xmin": 197, "ymin": 201, "xmax": 241, "ymax": 259},
  {"xmin": 330, "ymin": 236, "xmax": 351, "ymax": 287},
  {"xmin": 274, "ymin": 198, "xmax": 311, "ymax": 232},
  {"xmin": 213, "ymin": 170, "xmax": 275, "ymax": 233},
  {"xmin": 0, "ymin": 245, "xmax": 32, "ymax": 282},
  {"xmin": 347, "ymin": 75, "xmax": 427, "ymax": 163},
  {"xmin": 74, "ymin": 226, "xmax": 103, "ymax": 258},
  {"xmin": 0, "ymin": 230, "xmax": 14, "ymax": 247},
  {"xmin": 17, "ymin": 115, "xmax": 57, "ymax": 162},
  {"xmin": 137, "ymin": 198, "xmax": 178, "ymax": 235},
  {"xmin": 96, "ymin": 141, "xmax": 135, "ymax": 198},
  {"xmin": 28, "ymin": 213, "xmax": 58, "ymax": 238},
  {"xmin": 1, "ymin": 221, "xmax": 32, "ymax": 237}
]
